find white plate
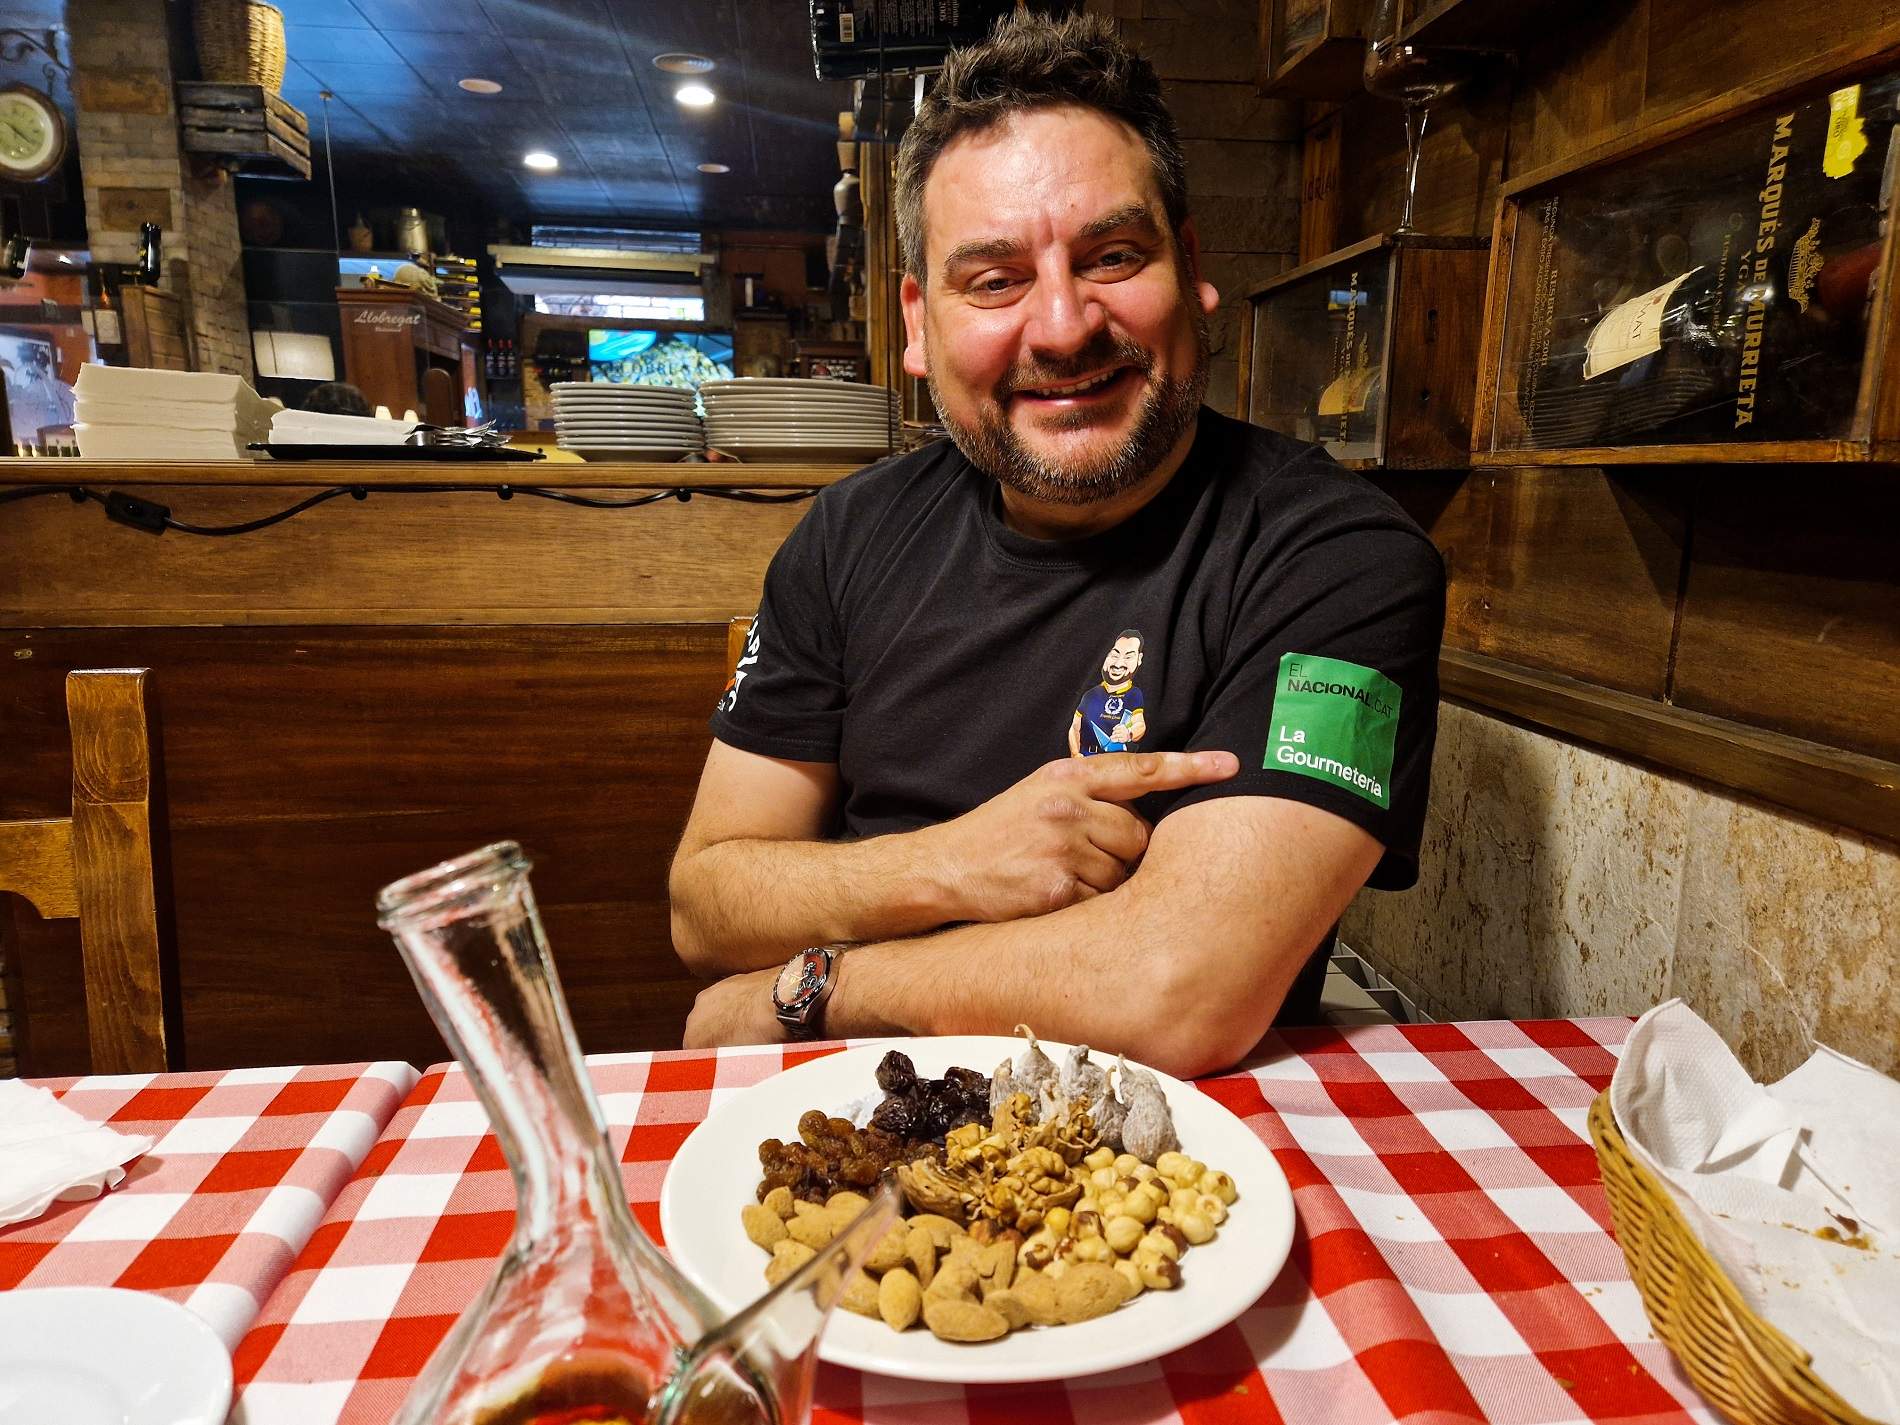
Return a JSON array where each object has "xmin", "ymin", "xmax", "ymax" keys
[
  {"xmin": 557, "ymin": 421, "xmax": 705, "ymax": 434},
  {"xmin": 550, "ymin": 382, "xmax": 695, "ymax": 396},
  {"xmin": 660, "ymin": 1036, "xmax": 1293, "ymax": 1384},
  {"xmin": 706, "ymin": 420, "xmax": 894, "ymax": 433},
  {"xmin": 702, "ymin": 397, "xmax": 895, "ymax": 413},
  {"xmin": 554, "ymin": 394, "xmax": 698, "ymax": 405},
  {"xmin": 572, "ymin": 448, "xmax": 697, "ymax": 461},
  {"xmin": 558, "ymin": 439, "xmax": 701, "ymax": 450},
  {"xmin": 701, "ymin": 378, "xmax": 887, "ymax": 395},
  {"xmin": 0, "ymin": 1288, "xmax": 231, "ymax": 1425},
  {"xmin": 710, "ymin": 444, "xmax": 891, "ymax": 462}
]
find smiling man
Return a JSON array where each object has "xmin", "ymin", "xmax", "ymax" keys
[{"xmin": 669, "ymin": 14, "xmax": 1445, "ymax": 1076}]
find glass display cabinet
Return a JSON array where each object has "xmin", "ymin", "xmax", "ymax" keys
[
  {"xmin": 1473, "ymin": 58, "xmax": 1900, "ymax": 463},
  {"xmin": 1240, "ymin": 233, "xmax": 1489, "ymax": 469},
  {"xmin": 1257, "ymin": 0, "xmax": 1371, "ymax": 99}
]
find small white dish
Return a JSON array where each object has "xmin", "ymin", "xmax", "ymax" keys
[
  {"xmin": 660, "ymin": 1036, "xmax": 1294, "ymax": 1384},
  {"xmin": 0, "ymin": 1288, "xmax": 231, "ymax": 1425}
]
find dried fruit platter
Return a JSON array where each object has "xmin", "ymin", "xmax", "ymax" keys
[{"xmin": 660, "ymin": 1036, "xmax": 1295, "ymax": 1384}]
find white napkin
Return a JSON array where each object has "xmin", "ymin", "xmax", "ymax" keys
[
  {"xmin": 1611, "ymin": 1000, "xmax": 1900, "ymax": 1422},
  {"xmin": 269, "ymin": 409, "xmax": 417, "ymax": 446},
  {"xmin": 0, "ymin": 1079, "xmax": 154, "ymax": 1227}
]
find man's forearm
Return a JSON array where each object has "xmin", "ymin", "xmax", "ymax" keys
[
  {"xmin": 822, "ymin": 874, "xmax": 1306, "ymax": 1080},
  {"xmin": 670, "ymin": 826, "xmax": 963, "ymax": 974}
]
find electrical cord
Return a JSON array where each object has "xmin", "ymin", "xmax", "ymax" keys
[{"xmin": 0, "ymin": 480, "xmax": 821, "ymax": 537}]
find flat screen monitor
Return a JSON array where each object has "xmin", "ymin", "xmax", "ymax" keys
[{"xmin": 587, "ymin": 327, "xmax": 734, "ymax": 391}]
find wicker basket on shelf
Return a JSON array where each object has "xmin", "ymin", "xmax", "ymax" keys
[
  {"xmin": 194, "ymin": 0, "xmax": 287, "ymax": 92},
  {"xmin": 1588, "ymin": 1092, "xmax": 1874, "ymax": 1425}
]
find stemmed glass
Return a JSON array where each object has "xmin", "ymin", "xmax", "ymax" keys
[{"xmin": 1362, "ymin": 0, "xmax": 1482, "ymax": 234}]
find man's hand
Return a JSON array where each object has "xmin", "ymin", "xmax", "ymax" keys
[
  {"xmin": 923, "ymin": 749, "xmax": 1238, "ymax": 923},
  {"xmin": 684, "ymin": 965, "xmax": 784, "ymax": 1049}
]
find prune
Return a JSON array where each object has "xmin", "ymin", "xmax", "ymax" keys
[
  {"xmin": 875, "ymin": 1050, "xmax": 917, "ymax": 1095},
  {"xmin": 869, "ymin": 1096, "xmax": 919, "ymax": 1136}
]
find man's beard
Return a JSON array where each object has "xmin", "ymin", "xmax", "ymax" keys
[{"xmin": 928, "ymin": 310, "xmax": 1211, "ymax": 507}]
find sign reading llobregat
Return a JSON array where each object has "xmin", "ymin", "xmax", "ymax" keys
[{"xmin": 1264, "ymin": 652, "xmax": 1399, "ymax": 809}]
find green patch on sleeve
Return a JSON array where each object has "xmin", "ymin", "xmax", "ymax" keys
[{"xmin": 1264, "ymin": 653, "xmax": 1400, "ymax": 809}]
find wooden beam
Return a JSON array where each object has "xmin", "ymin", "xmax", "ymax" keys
[{"xmin": 1440, "ymin": 649, "xmax": 1900, "ymax": 844}]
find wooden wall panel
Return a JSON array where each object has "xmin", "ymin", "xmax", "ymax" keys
[
  {"xmin": 0, "ymin": 484, "xmax": 810, "ymax": 626},
  {"xmin": 1475, "ymin": 468, "xmax": 1687, "ymax": 698},
  {"xmin": 1378, "ymin": 468, "xmax": 1493, "ymax": 651},
  {"xmin": 1672, "ymin": 469, "xmax": 1900, "ymax": 765},
  {"xmin": 1642, "ymin": 0, "xmax": 1900, "ymax": 116},
  {"xmin": 1, "ymin": 624, "xmax": 733, "ymax": 1075}
]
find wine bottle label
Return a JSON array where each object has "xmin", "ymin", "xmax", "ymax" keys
[
  {"xmin": 1788, "ymin": 218, "xmax": 1825, "ymax": 313},
  {"xmin": 1823, "ymin": 85, "xmax": 1867, "ymax": 180},
  {"xmin": 1582, "ymin": 267, "xmax": 1703, "ymax": 380}
]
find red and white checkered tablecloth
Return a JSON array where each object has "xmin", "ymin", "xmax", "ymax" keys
[
  {"xmin": 234, "ymin": 1022, "xmax": 1718, "ymax": 1425},
  {"xmin": 0, "ymin": 1061, "xmax": 419, "ymax": 1350}
]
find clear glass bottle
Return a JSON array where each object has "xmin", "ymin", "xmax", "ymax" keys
[{"xmin": 377, "ymin": 842, "xmax": 897, "ymax": 1425}]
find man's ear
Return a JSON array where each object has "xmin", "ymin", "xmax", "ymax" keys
[
  {"xmin": 900, "ymin": 272, "xmax": 929, "ymax": 379},
  {"xmin": 1178, "ymin": 218, "xmax": 1220, "ymax": 318}
]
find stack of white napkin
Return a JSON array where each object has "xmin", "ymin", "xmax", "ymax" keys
[
  {"xmin": 1611, "ymin": 1000, "xmax": 1899, "ymax": 1421},
  {"xmin": 73, "ymin": 365, "xmax": 281, "ymax": 460},
  {"xmin": 269, "ymin": 408, "xmax": 418, "ymax": 447},
  {"xmin": 0, "ymin": 1079, "xmax": 153, "ymax": 1227}
]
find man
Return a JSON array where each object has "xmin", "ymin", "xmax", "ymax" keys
[
  {"xmin": 1070, "ymin": 630, "xmax": 1148, "ymax": 757},
  {"xmin": 670, "ymin": 13, "xmax": 1444, "ymax": 1077}
]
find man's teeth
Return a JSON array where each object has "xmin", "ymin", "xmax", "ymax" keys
[{"xmin": 1027, "ymin": 369, "xmax": 1121, "ymax": 397}]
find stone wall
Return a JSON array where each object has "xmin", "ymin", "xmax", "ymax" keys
[
  {"xmin": 68, "ymin": 0, "xmax": 252, "ymax": 378},
  {"xmin": 1091, "ymin": 0, "xmax": 1301, "ymax": 415},
  {"xmin": 1343, "ymin": 704, "xmax": 1900, "ymax": 1079}
]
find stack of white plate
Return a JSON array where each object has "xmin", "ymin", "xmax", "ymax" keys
[
  {"xmin": 700, "ymin": 379, "xmax": 897, "ymax": 462},
  {"xmin": 551, "ymin": 382, "xmax": 704, "ymax": 460}
]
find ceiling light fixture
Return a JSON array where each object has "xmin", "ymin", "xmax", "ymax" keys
[
  {"xmin": 523, "ymin": 151, "xmax": 559, "ymax": 171},
  {"xmin": 458, "ymin": 77, "xmax": 503, "ymax": 94},
  {"xmin": 654, "ymin": 52, "xmax": 716, "ymax": 75},
  {"xmin": 696, "ymin": 162, "xmax": 730, "ymax": 174},
  {"xmin": 675, "ymin": 82, "xmax": 716, "ymax": 108}
]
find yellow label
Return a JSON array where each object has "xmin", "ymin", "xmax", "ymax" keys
[{"xmin": 1824, "ymin": 85, "xmax": 1868, "ymax": 179}]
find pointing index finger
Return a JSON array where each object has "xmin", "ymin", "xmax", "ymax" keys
[{"xmin": 1080, "ymin": 749, "xmax": 1239, "ymax": 798}]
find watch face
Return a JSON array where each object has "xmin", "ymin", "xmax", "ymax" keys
[{"xmin": 774, "ymin": 951, "xmax": 825, "ymax": 1008}]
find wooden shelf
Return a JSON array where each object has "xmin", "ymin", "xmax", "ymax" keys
[
  {"xmin": 0, "ymin": 459, "xmax": 857, "ymax": 490},
  {"xmin": 1440, "ymin": 649, "xmax": 1900, "ymax": 845}
]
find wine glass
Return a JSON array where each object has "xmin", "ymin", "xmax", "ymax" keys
[{"xmin": 1362, "ymin": 0, "xmax": 1482, "ymax": 235}]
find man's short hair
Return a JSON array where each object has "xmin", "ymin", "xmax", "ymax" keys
[
  {"xmin": 893, "ymin": 12, "xmax": 1188, "ymax": 283},
  {"xmin": 1115, "ymin": 628, "xmax": 1144, "ymax": 649}
]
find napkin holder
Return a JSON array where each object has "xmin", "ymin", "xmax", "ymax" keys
[{"xmin": 1588, "ymin": 1093, "xmax": 1873, "ymax": 1425}]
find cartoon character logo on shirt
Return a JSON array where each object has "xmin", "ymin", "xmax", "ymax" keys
[{"xmin": 1069, "ymin": 628, "xmax": 1149, "ymax": 757}]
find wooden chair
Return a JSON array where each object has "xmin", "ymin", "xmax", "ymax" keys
[
  {"xmin": 727, "ymin": 615, "xmax": 754, "ymax": 674},
  {"xmin": 0, "ymin": 669, "xmax": 175, "ymax": 1072}
]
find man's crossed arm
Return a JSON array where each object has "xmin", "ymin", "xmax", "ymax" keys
[{"xmin": 668, "ymin": 741, "xmax": 1382, "ymax": 1078}]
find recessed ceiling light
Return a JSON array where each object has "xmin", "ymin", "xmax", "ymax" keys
[
  {"xmin": 675, "ymin": 82, "xmax": 715, "ymax": 108},
  {"xmin": 458, "ymin": 77, "xmax": 503, "ymax": 94},
  {"xmin": 696, "ymin": 162, "xmax": 730, "ymax": 174},
  {"xmin": 523, "ymin": 151, "xmax": 559, "ymax": 171},
  {"xmin": 654, "ymin": 52, "xmax": 715, "ymax": 75}
]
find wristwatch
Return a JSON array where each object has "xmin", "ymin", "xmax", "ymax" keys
[{"xmin": 772, "ymin": 945, "xmax": 840, "ymax": 1041}]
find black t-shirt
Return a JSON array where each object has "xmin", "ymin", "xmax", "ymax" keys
[{"xmin": 711, "ymin": 408, "xmax": 1446, "ymax": 890}]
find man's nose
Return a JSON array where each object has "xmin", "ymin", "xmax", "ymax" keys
[{"xmin": 1022, "ymin": 269, "xmax": 1106, "ymax": 356}]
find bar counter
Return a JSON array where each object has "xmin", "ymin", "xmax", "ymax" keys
[{"xmin": 0, "ymin": 457, "xmax": 855, "ymax": 1075}]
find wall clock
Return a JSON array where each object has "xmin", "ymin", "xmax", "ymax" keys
[{"xmin": 0, "ymin": 83, "xmax": 67, "ymax": 182}]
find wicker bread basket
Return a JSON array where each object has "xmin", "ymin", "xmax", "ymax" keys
[
  {"xmin": 1587, "ymin": 1092, "xmax": 1875, "ymax": 1425},
  {"xmin": 195, "ymin": 0, "xmax": 287, "ymax": 92}
]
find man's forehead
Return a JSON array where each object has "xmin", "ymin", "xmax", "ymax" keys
[
  {"xmin": 1111, "ymin": 638, "xmax": 1141, "ymax": 652},
  {"xmin": 923, "ymin": 107, "xmax": 1164, "ymax": 259}
]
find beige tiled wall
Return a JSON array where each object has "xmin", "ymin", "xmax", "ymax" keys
[{"xmin": 1343, "ymin": 704, "xmax": 1900, "ymax": 1079}]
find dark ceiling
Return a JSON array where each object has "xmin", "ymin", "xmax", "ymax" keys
[{"xmin": 271, "ymin": 0, "xmax": 854, "ymax": 233}]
